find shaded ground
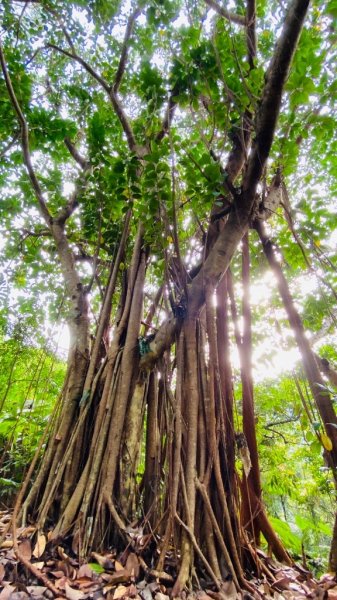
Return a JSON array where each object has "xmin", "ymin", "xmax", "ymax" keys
[{"xmin": 0, "ymin": 511, "xmax": 336, "ymax": 600}]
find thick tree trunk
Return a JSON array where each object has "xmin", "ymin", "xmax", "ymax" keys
[
  {"xmin": 330, "ymin": 512, "xmax": 337, "ymax": 573},
  {"xmin": 173, "ymin": 317, "xmax": 200, "ymax": 594},
  {"xmin": 216, "ymin": 275, "xmax": 239, "ymax": 536},
  {"xmin": 240, "ymin": 233, "xmax": 262, "ymax": 544}
]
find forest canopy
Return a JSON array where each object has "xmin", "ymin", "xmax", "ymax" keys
[{"xmin": 1, "ymin": 0, "xmax": 337, "ymax": 596}]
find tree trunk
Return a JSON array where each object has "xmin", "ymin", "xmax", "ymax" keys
[
  {"xmin": 256, "ymin": 220, "xmax": 337, "ymax": 461},
  {"xmin": 240, "ymin": 233, "xmax": 262, "ymax": 545},
  {"xmin": 256, "ymin": 219, "xmax": 337, "ymax": 570}
]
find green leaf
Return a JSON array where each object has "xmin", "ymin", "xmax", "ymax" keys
[{"xmin": 88, "ymin": 563, "xmax": 105, "ymax": 574}]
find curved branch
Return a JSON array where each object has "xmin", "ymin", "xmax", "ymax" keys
[
  {"xmin": 265, "ymin": 416, "xmax": 299, "ymax": 428},
  {"xmin": 244, "ymin": 0, "xmax": 310, "ymax": 192},
  {"xmin": 48, "ymin": 42, "xmax": 142, "ymax": 155},
  {"xmin": 47, "ymin": 43, "xmax": 110, "ymax": 93},
  {"xmin": 54, "ymin": 174, "xmax": 88, "ymax": 225},
  {"xmin": 0, "ymin": 42, "xmax": 51, "ymax": 225},
  {"xmin": 21, "ymin": 227, "xmax": 51, "ymax": 240},
  {"xmin": 0, "ymin": 129, "xmax": 20, "ymax": 158},
  {"xmin": 113, "ymin": 6, "xmax": 141, "ymax": 92},
  {"xmin": 56, "ymin": 140, "xmax": 91, "ymax": 225},
  {"xmin": 205, "ymin": 0, "xmax": 246, "ymax": 25},
  {"xmin": 46, "ymin": 9, "xmax": 143, "ymax": 153},
  {"xmin": 109, "ymin": 89, "xmax": 141, "ymax": 154},
  {"xmin": 64, "ymin": 137, "xmax": 89, "ymax": 169},
  {"xmin": 156, "ymin": 93, "xmax": 177, "ymax": 142}
]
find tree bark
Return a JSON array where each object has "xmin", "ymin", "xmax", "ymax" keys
[
  {"xmin": 256, "ymin": 220, "xmax": 337, "ymax": 462},
  {"xmin": 240, "ymin": 233, "xmax": 262, "ymax": 544}
]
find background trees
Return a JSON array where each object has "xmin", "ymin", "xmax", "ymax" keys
[{"xmin": 1, "ymin": 0, "xmax": 337, "ymax": 592}]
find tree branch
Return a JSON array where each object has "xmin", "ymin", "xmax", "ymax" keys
[
  {"xmin": 0, "ymin": 42, "xmax": 86, "ymax": 314},
  {"xmin": 54, "ymin": 138, "xmax": 92, "ymax": 225},
  {"xmin": 244, "ymin": 0, "xmax": 310, "ymax": 192},
  {"xmin": 64, "ymin": 137, "xmax": 89, "ymax": 169},
  {"xmin": 48, "ymin": 42, "xmax": 143, "ymax": 155},
  {"xmin": 109, "ymin": 89, "xmax": 142, "ymax": 154},
  {"xmin": 0, "ymin": 42, "xmax": 52, "ymax": 226},
  {"xmin": 0, "ymin": 130, "xmax": 20, "ymax": 158},
  {"xmin": 156, "ymin": 93, "xmax": 177, "ymax": 142},
  {"xmin": 47, "ymin": 43, "xmax": 111, "ymax": 93},
  {"xmin": 21, "ymin": 228, "xmax": 51, "ymax": 239},
  {"xmin": 113, "ymin": 6, "xmax": 141, "ymax": 92},
  {"xmin": 246, "ymin": 0, "xmax": 257, "ymax": 69},
  {"xmin": 205, "ymin": 0, "xmax": 246, "ymax": 25},
  {"xmin": 46, "ymin": 11, "xmax": 143, "ymax": 153},
  {"xmin": 55, "ymin": 169, "xmax": 90, "ymax": 225},
  {"xmin": 265, "ymin": 416, "xmax": 299, "ymax": 428},
  {"xmin": 316, "ymin": 356, "xmax": 337, "ymax": 389}
]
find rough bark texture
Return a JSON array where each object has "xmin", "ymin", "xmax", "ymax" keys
[{"xmin": 239, "ymin": 233, "xmax": 262, "ymax": 544}]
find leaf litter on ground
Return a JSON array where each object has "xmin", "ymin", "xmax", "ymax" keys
[{"xmin": 1, "ymin": 510, "xmax": 337, "ymax": 599}]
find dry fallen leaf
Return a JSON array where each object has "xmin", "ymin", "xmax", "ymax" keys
[
  {"xmin": 26, "ymin": 586, "xmax": 47, "ymax": 596},
  {"xmin": 103, "ymin": 569, "xmax": 131, "ymax": 585},
  {"xmin": 126, "ymin": 584, "xmax": 138, "ymax": 597},
  {"xmin": 140, "ymin": 587, "xmax": 154, "ymax": 600},
  {"xmin": 0, "ymin": 563, "xmax": 5, "ymax": 583},
  {"xmin": 65, "ymin": 582, "xmax": 86, "ymax": 600},
  {"xmin": 308, "ymin": 588, "xmax": 329, "ymax": 599},
  {"xmin": 0, "ymin": 584, "xmax": 16, "ymax": 600},
  {"xmin": 0, "ymin": 512, "xmax": 11, "ymax": 522},
  {"xmin": 91, "ymin": 551, "xmax": 114, "ymax": 570},
  {"xmin": 58, "ymin": 546, "xmax": 70, "ymax": 561},
  {"xmin": 77, "ymin": 563, "xmax": 94, "ymax": 578},
  {"xmin": 205, "ymin": 591, "xmax": 238, "ymax": 600},
  {"xmin": 51, "ymin": 570, "xmax": 68, "ymax": 578},
  {"xmin": 0, "ymin": 541, "xmax": 13, "ymax": 549},
  {"xmin": 113, "ymin": 585, "xmax": 129, "ymax": 599},
  {"xmin": 18, "ymin": 539, "xmax": 32, "ymax": 561},
  {"xmin": 154, "ymin": 593, "xmax": 170, "ymax": 600},
  {"xmin": 55, "ymin": 575, "xmax": 68, "ymax": 590},
  {"xmin": 75, "ymin": 577, "xmax": 99, "ymax": 589},
  {"xmin": 103, "ymin": 584, "xmax": 115, "ymax": 594},
  {"xmin": 115, "ymin": 560, "xmax": 124, "ymax": 572},
  {"xmin": 271, "ymin": 576, "xmax": 291, "ymax": 590},
  {"xmin": 126, "ymin": 553, "xmax": 140, "ymax": 579},
  {"xmin": 32, "ymin": 532, "xmax": 46, "ymax": 558}
]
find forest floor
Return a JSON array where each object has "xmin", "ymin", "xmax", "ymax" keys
[{"xmin": 1, "ymin": 510, "xmax": 336, "ymax": 600}]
